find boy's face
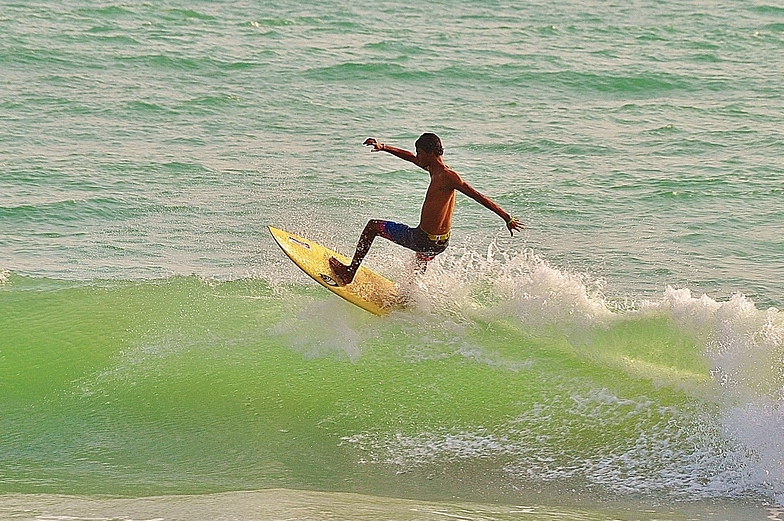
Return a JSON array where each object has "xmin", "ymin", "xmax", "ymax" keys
[{"xmin": 415, "ymin": 147, "xmax": 432, "ymax": 163}]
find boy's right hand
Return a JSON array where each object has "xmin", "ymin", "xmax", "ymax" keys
[{"xmin": 363, "ymin": 138, "xmax": 383, "ymax": 151}]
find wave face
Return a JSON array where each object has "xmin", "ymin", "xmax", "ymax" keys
[{"xmin": 2, "ymin": 251, "xmax": 782, "ymax": 506}]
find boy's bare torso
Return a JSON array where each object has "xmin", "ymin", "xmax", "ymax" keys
[{"xmin": 418, "ymin": 164, "xmax": 459, "ymax": 236}]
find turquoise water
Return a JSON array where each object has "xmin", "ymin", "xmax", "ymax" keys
[{"xmin": 1, "ymin": 0, "xmax": 783, "ymax": 519}]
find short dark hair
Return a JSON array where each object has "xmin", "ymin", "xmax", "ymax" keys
[{"xmin": 415, "ymin": 133, "xmax": 443, "ymax": 156}]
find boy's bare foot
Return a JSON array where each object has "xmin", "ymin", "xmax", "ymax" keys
[{"xmin": 329, "ymin": 257, "xmax": 355, "ymax": 285}]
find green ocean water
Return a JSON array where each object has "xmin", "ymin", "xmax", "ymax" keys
[{"xmin": 1, "ymin": 0, "xmax": 783, "ymax": 519}]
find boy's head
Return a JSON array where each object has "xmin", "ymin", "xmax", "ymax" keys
[{"xmin": 415, "ymin": 133, "xmax": 443, "ymax": 156}]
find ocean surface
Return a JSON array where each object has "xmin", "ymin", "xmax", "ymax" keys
[{"xmin": 1, "ymin": 0, "xmax": 783, "ymax": 519}]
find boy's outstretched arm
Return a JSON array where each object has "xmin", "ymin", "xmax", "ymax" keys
[
  {"xmin": 454, "ymin": 177, "xmax": 524, "ymax": 236},
  {"xmin": 363, "ymin": 138, "xmax": 422, "ymax": 169}
]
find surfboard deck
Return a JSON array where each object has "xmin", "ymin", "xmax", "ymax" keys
[{"xmin": 268, "ymin": 226, "xmax": 401, "ymax": 316}]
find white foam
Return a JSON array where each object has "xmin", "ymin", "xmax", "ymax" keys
[
  {"xmin": 412, "ymin": 239, "xmax": 613, "ymax": 329},
  {"xmin": 722, "ymin": 401, "xmax": 784, "ymax": 505}
]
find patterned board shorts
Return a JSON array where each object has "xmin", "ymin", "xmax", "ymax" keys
[{"xmin": 378, "ymin": 221, "xmax": 449, "ymax": 262}]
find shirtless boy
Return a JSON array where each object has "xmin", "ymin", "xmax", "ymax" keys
[{"xmin": 329, "ymin": 132, "xmax": 524, "ymax": 285}]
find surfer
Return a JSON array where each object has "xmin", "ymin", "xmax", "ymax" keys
[{"xmin": 329, "ymin": 133, "xmax": 524, "ymax": 285}]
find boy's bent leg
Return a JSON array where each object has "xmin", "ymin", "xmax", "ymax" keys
[
  {"xmin": 328, "ymin": 256, "xmax": 355, "ymax": 285},
  {"xmin": 330, "ymin": 220, "xmax": 385, "ymax": 285}
]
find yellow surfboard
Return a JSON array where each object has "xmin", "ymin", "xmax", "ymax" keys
[{"xmin": 268, "ymin": 226, "xmax": 401, "ymax": 316}]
